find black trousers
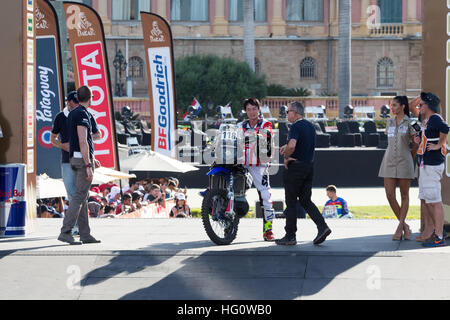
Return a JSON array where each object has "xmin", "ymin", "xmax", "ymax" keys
[{"xmin": 283, "ymin": 161, "xmax": 327, "ymax": 237}]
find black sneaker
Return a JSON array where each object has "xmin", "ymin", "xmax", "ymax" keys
[
  {"xmin": 313, "ymin": 227, "xmax": 331, "ymax": 245},
  {"xmin": 80, "ymin": 235, "xmax": 101, "ymax": 244},
  {"xmin": 58, "ymin": 232, "xmax": 82, "ymax": 245},
  {"xmin": 275, "ymin": 235, "xmax": 296, "ymax": 246}
]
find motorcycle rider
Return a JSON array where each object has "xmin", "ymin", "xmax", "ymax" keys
[{"xmin": 237, "ymin": 98, "xmax": 275, "ymax": 241}]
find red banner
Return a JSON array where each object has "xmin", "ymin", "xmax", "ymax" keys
[
  {"xmin": 64, "ymin": 2, "xmax": 118, "ymax": 169},
  {"xmin": 73, "ymin": 41, "xmax": 115, "ymax": 168}
]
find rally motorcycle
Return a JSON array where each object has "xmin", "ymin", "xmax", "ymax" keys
[{"xmin": 201, "ymin": 123, "xmax": 252, "ymax": 245}]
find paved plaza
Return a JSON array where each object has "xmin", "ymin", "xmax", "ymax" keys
[{"xmin": 0, "ymin": 217, "xmax": 448, "ymax": 300}]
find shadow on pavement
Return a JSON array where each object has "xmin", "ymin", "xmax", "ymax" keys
[{"xmin": 78, "ymin": 231, "xmax": 437, "ymax": 300}]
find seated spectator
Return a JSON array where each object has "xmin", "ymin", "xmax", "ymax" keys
[
  {"xmin": 99, "ymin": 183, "xmax": 115, "ymax": 193},
  {"xmin": 102, "ymin": 187, "xmax": 111, "ymax": 199},
  {"xmin": 168, "ymin": 179, "xmax": 178, "ymax": 193},
  {"xmin": 132, "ymin": 191, "xmax": 144, "ymax": 210},
  {"xmin": 89, "ymin": 187, "xmax": 102, "ymax": 203},
  {"xmin": 108, "ymin": 186, "xmax": 121, "ymax": 206},
  {"xmin": 144, "ymin": 184, "xmax": 166, "ymax": 206},
  {"xmin": 39, "ymin": 204, "xmax": 63, "ymax": 218},
  {"xmin": 123, "ymin": 179, "xmax": 140, "ymax": 194},
  {"xmin": 99, "ymin": 205, "xmax": 116, "ymax": 218},
  {"xmin": 160, "ymin": 178, "xmax": 173, "ymax": 199},
  {"xmin": 88, "ymin": 201, "xmax": 103, "ymax": 218},
  {"xmin": 52, "ymin": 198, "xmax": 65, "ymax": 215},
  {"xmin": 322, "ymin": 185, "xmax": 353, "ymax": 219},
  {"xmin": 100, "ymin": 197, "xmax": 108, "ymax": 207},
  {"xmin": 116, "ymin": 193, "xmax": 134, "ymax": 215},
  {"xmin": 170, "ymin": 193, "xmax": 191, "ymax": 218}
]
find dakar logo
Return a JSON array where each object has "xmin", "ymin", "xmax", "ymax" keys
[
  {"xmin": 150, "ymin": 21, "xmax": 164, "ymax": 42},
  {"xmin": 35, "ymin": 6, "xmax": 48, "ymax": 29},
  {"xmin": 66, "ymin": 5, "xmax": 95, "ymax": 37}
]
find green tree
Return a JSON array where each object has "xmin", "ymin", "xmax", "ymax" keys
[{"xmin": 174, "ymin": 54, "xmax": 267, "ymax": 116}]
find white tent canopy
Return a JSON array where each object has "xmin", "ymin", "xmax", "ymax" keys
[
  {"xmin": 120, "ymin": 151, "xmax": 199, "ymax": 173},
  {"xmin": 36, "ymin": 174, "xmax": 67, "ymax": 199}
]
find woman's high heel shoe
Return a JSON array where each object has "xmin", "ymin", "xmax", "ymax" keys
[
  {"xmin": 392, "ymin": 230, "xmax": 403, "ymax": 241},
  {"xmin": 403, "ymin": 226, "xmax": 412, "ymax": 240}
]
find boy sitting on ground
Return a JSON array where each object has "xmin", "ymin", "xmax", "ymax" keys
[{"xmin": 322, "ymin": 185, "xmax": 353, "ymax": 219}]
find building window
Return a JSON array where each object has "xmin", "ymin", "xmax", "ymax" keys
[
  {"xmin": 171, "ymin": 0, "xmax": 209, "ymax": 21},
  {"xmin": 129, "ymin": 56, "xmax": 144, "ymax": 79},
  {"xmin": 377, "ymin": 57, "xmax": 395, "ymax": 88},
  {"xmin": 286, "ymin": 0, "xmax": 323, "ymax": 22},
  {"xmin": 112, "ymin": 0, "xmax": 151, "ymax": 21},
  {"xmin": 300, "ymin": 57, "xmax": 317, "ymax": 79},
  {"xmin": 229, "ymin": 0, "xmax": 267, "ymax": 22},
  {"xmin": 379, "ymin": 0, "xmax": 402, "ymax": 23},
  {"xmin": 254, "ymin": 58, "xmax": 261, "ymax": 75}
]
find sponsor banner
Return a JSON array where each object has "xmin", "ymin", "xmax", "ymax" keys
[
  {"xmin": 35, "ymin": 0, "xmax": 64, "ymax": 178},
  {"xmin": 36, "ymin": 37, "xmax": 63, "ymax": 177},
  {"xmin": 64, "ymin": 2, "xmax": 119, "ymax": 170},
  {"xmin": 141, "ymin": 12, "xmax": 177, "ymax": 158},
  {"xmin": 74, "ymin": 41, "xmax": 115, "ymax": 167}
]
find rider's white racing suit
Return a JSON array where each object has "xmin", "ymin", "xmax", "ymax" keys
[{"xmin": 237, "ymin": 118, "xmax": 275, "ymax": 234}]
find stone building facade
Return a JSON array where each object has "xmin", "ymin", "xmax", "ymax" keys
[{"xmin": 75, "ymin": 0, "xmax": 423, "ymax": 99}]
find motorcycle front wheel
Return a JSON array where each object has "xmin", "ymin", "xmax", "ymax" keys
[{"xmin": 201, "ymin": 189, "xmax": 240, "ymax": 245}]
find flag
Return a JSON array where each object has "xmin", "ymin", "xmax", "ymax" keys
[
  {"xmin": 192, "ymin": 98, "xmax": 202, "ymax": 115},
  {"xmin": 182, "ymin": 110, "xmax": 189, "ymax": 121}
]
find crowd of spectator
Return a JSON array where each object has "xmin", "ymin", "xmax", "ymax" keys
[{"xmin": 37, "ymin": 177, "xmax": 191, "ymax": 219}]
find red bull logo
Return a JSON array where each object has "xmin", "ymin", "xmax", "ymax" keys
[{"xmin": 0, "ymin": 189, "xmax": 25, "ymax": 200}]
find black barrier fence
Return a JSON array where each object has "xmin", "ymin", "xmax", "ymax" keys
[{"xmin": 131, "ymin": 148, "xmax": 418, "ymax": 188}]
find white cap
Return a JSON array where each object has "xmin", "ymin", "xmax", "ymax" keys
[
  {"xmin": 176, "ymin": 193, "xmax": 185, "ymax": 201},
  {"xmin": 109, "ymin": 186, "xmax": 121, "ymax": 199}
]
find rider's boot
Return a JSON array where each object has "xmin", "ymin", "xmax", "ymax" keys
[{"xmin": 263, "ymin": 209, "xmax": 275, "ymax": 241}]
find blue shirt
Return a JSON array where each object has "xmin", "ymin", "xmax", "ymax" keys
[
  {"xmin": 323, "ymin": 197, "xmax": 349, "ymax": 218},
  {"xmin": 67, "ymin": 105, "xmax": 98, "ymax": 160},
  {"xmin": 423, "ymin": 114, "xmax": 449, "ymax": 166},
  {"xmin": 287, "ymin": 119, "xmax": 316, "ymax": 163}
]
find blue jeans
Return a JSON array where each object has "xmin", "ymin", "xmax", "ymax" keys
[{"xmin": 61, "ymin": 162, "xmax": 76, "ymax": 203}]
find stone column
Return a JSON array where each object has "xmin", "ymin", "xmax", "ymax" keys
[
  {"xmin": 158, "ymin": 0, "xmax": 168, "ymax": 21},
  {"xmin": 407, "ymin": 0, "xmax": 417, "ymax": 22},
  {"xmin": 360, "ymin": 0, "xmax": 370, "ymax": 23},
  {"xmin": 212, "ymin": 0, "xmax": 229, "ymax": 36},
  {"xmin": 97, "ymin": 0, "xmax": 111, "ymax": 33},
  {"xmin": 270, "ymin": 0, "xmax": 286, "ymax": 36}
]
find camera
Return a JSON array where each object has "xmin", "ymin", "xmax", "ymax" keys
[{"xmin": 411, "ymin": 121, "xmax": 421, "ymax": 135}]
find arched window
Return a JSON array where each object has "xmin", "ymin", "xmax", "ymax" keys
[
  {"xmin": 300, "ymin": 57, "xmax": 317, "ymax": 79},
  {"xmin": 254, "ymin": 58, "xmax": 261, "ymax": 75},
  {"xmin": 128, "ymin": 56, "xmax": 144, "ymax": 79},
  {"xmin": 377, "ymin": 57, "xmax": 394, "ymax": 88}
]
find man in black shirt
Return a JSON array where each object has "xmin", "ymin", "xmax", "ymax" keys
[
  {"xmin": 58, "ymin": 86, "xmax": 102, "ymax": 245},
  {"xmin": 51, "ymin": 91, "xmax": 79, "ymax": 202},
  {"xmin": 276, "ymin": 102, "xmax": 332, "ymax": 245}
]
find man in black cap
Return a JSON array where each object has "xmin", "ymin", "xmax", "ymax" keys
[
  {"xmin": 58, "ymin": 86, "xmax": 102, "ymax": 245},
  {"xmin": 51, "ymin": 91, "xmax": 79, "ymax": 204},
  {"xmin": 414, "ymin": 92, "xmax": 449, "ymax": 247}
]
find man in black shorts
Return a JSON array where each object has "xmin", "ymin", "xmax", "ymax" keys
[{"xmin": 276, "ymin": 102, "xmax": 332, "ymax": 246}]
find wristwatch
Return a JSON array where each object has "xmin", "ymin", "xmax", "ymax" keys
[{"xmin": 86, "ymin": 163, "xmax": 93, "ymax": 168}]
